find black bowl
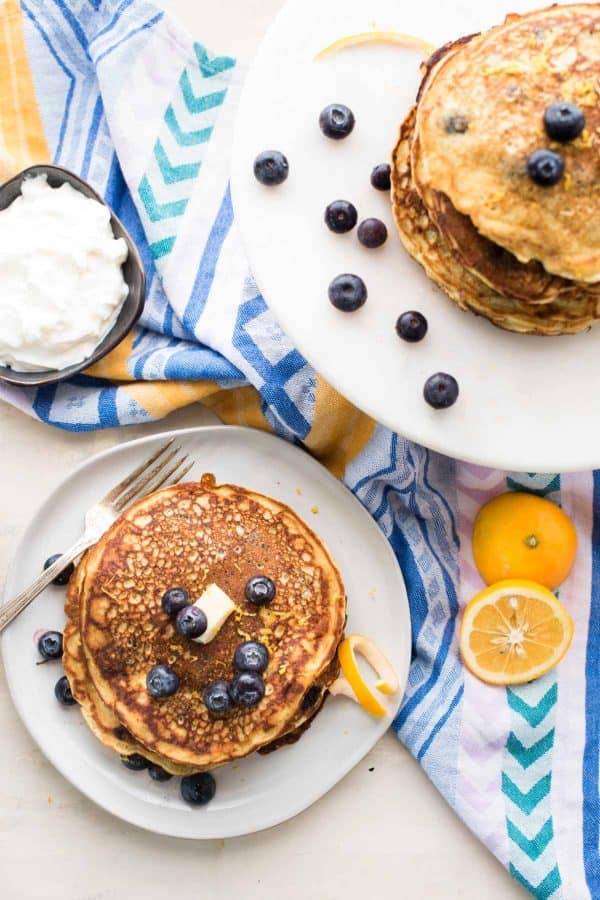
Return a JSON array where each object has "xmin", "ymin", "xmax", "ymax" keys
[{"xmin": 0, "ymin": 164, "xmax": 146, "ymax": 387}]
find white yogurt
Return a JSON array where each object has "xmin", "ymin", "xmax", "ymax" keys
[{"xmin": 0, "ymin": 174, "xmax": 129, "ymax": 372}]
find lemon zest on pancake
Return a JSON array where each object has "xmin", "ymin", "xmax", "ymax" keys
[
  {"xmin": 577, "ymin": 129, "xmax": 593, "ymax": 149},
  {"xmin": 487, "ymin": 190, "xmax": 505, "ymax": 206},
  {"xmin": 573, "ymin": 80, "xmax": 598, "ymax": 107},
  {"xmin": 482, "ymin": 63, "xmax": 528, "ymax": 77},
  {"xmin": 330, "ymin": 635, "xmax": 399, "ymax": 718},
  {"xmin": 315, "ymin": 31, "xmax": 435, "ymax": 61}
]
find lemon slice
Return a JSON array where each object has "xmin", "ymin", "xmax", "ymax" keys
[
  {"xmin": 460, "ymin": 579, "xmax": 574, "ymax": 686},
  {"xmin": 315, "ymin": 31, "xmax": 436, "ymax": 61},
  {"xmin": 331, "ymin": 634, "xmax": 399, "ymax": 717}
]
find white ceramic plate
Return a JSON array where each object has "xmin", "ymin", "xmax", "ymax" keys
[
  {"xmin": 1, "ymin": 426, "xmax": 410, "ymax": 839},
  {"xmin": 231, "ymin": 0, "xmax": 598, "ymax": 473}
]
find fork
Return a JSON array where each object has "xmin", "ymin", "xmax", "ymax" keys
[{"xmin": 0, "ymin": 439, "xmax": 194, "ymax": 633}]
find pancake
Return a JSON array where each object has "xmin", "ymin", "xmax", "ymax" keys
[
  {"xmin": 77, "ymin": 475, "xmax": 346, "ymax": 769},
  {"xmin": 412, "ymin": 32, "xmax": 600, "ymax": 304},
  {"xmin": 257, "ymin": 654, "xmax": 339, "ymax": 754},
  {"xmin": 413, "ymin": 4, "xmax": 600, "ymax": 282},
  {"xmin": 411, "ymin": 34, "xmax": 567, "ymax": 303},
  {"xmin": 391, "ymin": 108, "xmax": 600, "ymax": 334},
  {"xmin": 63, "ymin": 598, "xmax": 333, "ymax": 770},
  {"xmin": 63, "ymin": 570, "xmax": 198, "ymax": 774},
  {"xmin": 63, "ymin": 620, "xmax": 200, "ymax": 774},
  {"xmin": 426, "ymin": 190, "xmax": 583, "ymax": 304}
]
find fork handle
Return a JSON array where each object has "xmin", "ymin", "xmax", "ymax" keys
[{"xmin": 0, "ymin": 535, "xmax": 94, "ymax": 633}]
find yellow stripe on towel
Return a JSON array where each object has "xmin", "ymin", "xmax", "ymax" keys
[
  {"xmin": 306, "ymin": 376, "xmax": 376, "ymax": 478},
  {"xmin": 0, "ymin": 0, "xmax": 49, "ymax": 177},
  {"xmin": 204, "ymin": 386, "xmax": 273, "ymax": 433},
  {"xmin": 86, "ymin": 333, "xmax": 136, "ymax": 381},
  {"xmin": 123, "ymin": 380, "xmax": 222, "ymax": 419}
]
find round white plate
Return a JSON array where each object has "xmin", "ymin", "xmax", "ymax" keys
[
  {"xmin": 1, "ymin": 426, "xmax": 410, "ymax": 839},
  {"xmin": 231, "ymin": 0, "xmax": 597, "ymax": 473}
]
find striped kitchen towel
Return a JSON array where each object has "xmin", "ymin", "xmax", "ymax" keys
[{"xmin": 0, "ymin": 2, "xmax": 598, "ymax": 896}]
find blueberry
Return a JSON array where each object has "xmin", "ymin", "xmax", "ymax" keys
[
  {"xmin": 245, "ymin": 575, "xmax": 276, "ymax": 606},
  {"xmin": 324, "ymin": 200, "xmax": 358, "ymax": 234},
  {"xmin": 54, "ymin": 675, "xmax": 77, "ymax": 706},
  {"xmin": 527, "ymin": 149, "xmax": 564, "ymax": 187},
  {"xmin": 424, "ymin": 373, "xmax": 459, "ymax": 409},
  {"xmin": 120, "ymin": 753, "xmax": 149, "ymax": 771},
  {"xmin": 444, "ymin": 114, "xmax": 469, "ymax": 135},
  {"xmin": 357, "ymin": 218, "xmax": 387, "ymax": 249},
  {"xmin": 319, "ymin": 103, "xmax": 355, "ymax": 140},
  {"xmin": 253, "ymin": 150, "xmax": 289, "ymax": 186},
  {"xmin": 161, "ymin": 587, "xmax": 189, "ymax": 618},
  {"xmin": 113, "ymin": 726, "xmax": 132, "ymax": 741},
  {"xmin": 43, "ymin": 555, "xmax": 74, "ymax": 586},
  {"xmin": 146, "ymin": 664, "xmax": 180, "ymax": 699},
  {"xmin": 37, "ymin": 630, "xmax": 63, "ymax": 661},
  {"xmin": 175, "ymin": 605, "xmax": 207, "ymax": 639},
  {"xmin": 234, "ymin": 641, "xmax": 269, "ymax": 674},
  {"xmin": 181, "ymin": 772, "xmax": 216, "ymax": 806},
  {"xmin": 396, "ymin": 311, "xmax": 428, "ymax": 343},
  {"xmin": 230, "ymin": 671, "xmax": 265, "ymax": 708},
  {"xmin": 203, "ymin": 680, "xmax": 233, "ymax": 715},
  {"xmin": 301, "ymin": 686, "xmax": 321, "ymax": 711},
  {"xmin": 328, "ymin": 274, "xmax": 367, "ymax": 312},
  {"xmin": 370, "ymin": 164, "xmax": 391, "ymax": 191},
  {"xmin": 148, "ymin": 764, "xmax": 173, "ymax": 782},
  {"xmin": 543, "ymin": 102, "xmax": 585, "ymax": 143}
]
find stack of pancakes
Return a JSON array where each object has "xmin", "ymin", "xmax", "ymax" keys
[
  {"xmin": 63, "ymin": 475, "xmax": 346, "ymax": 775},
  {"xmin": 392, "ymin": 4, "xmax": 600, "ymax": 335}
]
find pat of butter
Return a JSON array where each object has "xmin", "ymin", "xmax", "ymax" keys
[{"xmin": 192, "ymin": 584, "xmax": 235, "ymax": 644}]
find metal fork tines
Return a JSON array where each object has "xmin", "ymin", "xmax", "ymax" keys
[
  {"xmin": 0, "ymin": 438, "xmax": 194, "ymax": 633},
  {"xmin": 103, "ymin": 439, "xmax": 193, "ymax": 512}
]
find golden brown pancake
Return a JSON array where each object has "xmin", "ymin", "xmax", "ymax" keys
[
  {"xmin": 63, "ymin": 603, "xmax": 333, "ymax": 770},
  {"xmin": 63, "ymin": 568, "xmax": 198, "ymax": 774},
  {"xmin": 413, "ymin": 4, "xmax": 600, "ymax": 282},
  {"xmin": 63, "ymin": 618, "xmax": 199, "ymax": 774},
  {"xmin": 426, "ymin": 190, "xmax": 582, "ymax": 304},
  {"xmin": 410, "ymin": 33, "xmax": 571, "ymax": 304},
  {"xmin": 391, "ymin": 109, "xmax": 600, "ymax": 334},
  {"xmin": 76, "ymin": 476, "xmax": 346, "ymax": 769}
]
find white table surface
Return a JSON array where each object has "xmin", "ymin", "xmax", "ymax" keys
[{"xmin": 0, "ymin": 1, "xmax": 525, "ymax": 897}]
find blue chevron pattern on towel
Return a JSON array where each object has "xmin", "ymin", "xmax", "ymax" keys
[
  {"xmin": 137, "ymin": 41, "xmax": 236, "ymax": 264},
  {"xmin": 164, "ymin": 105, "xmax": 213, "ymax": 146},
  {"xmin": 154, "ymin": 139, "xmax": 200, "ymax": 184},
  {"xmin": 510, "ymin": 865, "xmax": 562, "ymax": 900},
  {"xmin": 501, "ymin": 474, "xmax": 563, "ymax": 900}
]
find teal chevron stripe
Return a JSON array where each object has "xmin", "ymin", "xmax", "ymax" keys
[
  {"xmin": 140, "ymin": 44, "xmax": 234, "ymax": 267},
  {"xmin": 194, "ymin": 42, "xmax": 235, "ymax": 77},
  {"xmin": 165, "ymin": 105, "xmax": 213, "ymax": 147},
  {"xmin": 504, "ymin": 668, "xmax": 561, "ymax": 895},
  {"xmin": 149, "ymin": 236, "xmax": 176, "ymax": 260},
  {"xmin": 139, "ymin": 175, "xmax": 188, "ymax": 222},
  {"xmin": 154, "ymin": 139, "xmax": 200, "ymax": 184},
  {"xmin": 180, "ymin": 71, "xmax": 227, "ymax": 114},
  {"xmin": 507, "ymin": 684, "xmax": 558, "ymax": 727},
  {"xmin": 506, "ymin": 476, "xmax": 561, "ymax": 497},
  {"xmin": 507, "ymin": 818, "xmax": 554, "ymax": 861},
  {"xmin": 506, "ymin": 729, "xmax": 555, "ymax": 770},
  {"xmin": 502, "ymin": 773, "xmax": 551, "ymax": 814},
  {"xmin": 509, "ymin": 863, "xmax": 561, "ymax": 900}
]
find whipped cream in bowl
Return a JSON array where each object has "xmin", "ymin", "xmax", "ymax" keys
[{"xmin": 0, "ymin": 165, "xmax": 145, "ymax": 386}]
